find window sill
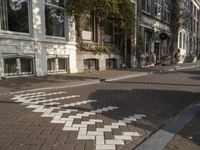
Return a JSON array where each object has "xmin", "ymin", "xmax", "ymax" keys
[
  {"xmin": 48, "ymin": 71, "xmax": 68, "ymax": 75},
  {"xmin": 44, "ymin": 36, "xmax": 70, "ymax": 44},
  {"xmin": 0, "ymin": 30, "xmax": 33, "ymax": 41},
  {"xmin": 4, "ymin": 74, "xmax": 34, "ymax": 78},
  {"xmin": 83, "ymin": 41, "xmax": 98, "ymax": 44}
]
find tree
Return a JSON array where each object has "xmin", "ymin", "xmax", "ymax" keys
[
  {"xmin": 170, "ymin": 0, "xmax": 186, "ymax": 56},
  {"xmin": 64, "ymin": 0, "xmax": 92, "ymax": 49},
  {"xmin": 64, "ymin": 0, "xmax": 134, "ymax": 57}
]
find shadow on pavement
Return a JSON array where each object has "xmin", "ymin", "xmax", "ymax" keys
[
  {"xmin": 106, "ymin": 81, "xmax": 200, "ymax": 87},
  {"xmin": 86, "ymin": 88, "xmax": 200, "ymax": 147}
]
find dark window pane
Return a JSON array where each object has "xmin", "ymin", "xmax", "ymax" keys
[
  {"xmin": 4, "ymin": 58, "xmax": 17, "ymax": 76},
  {"xmin": 58, "ymin": 58, "xmax": 67, "ymax": 71},
  {"xmin": 83, "ymin": 14, "xmax": 93, "ymax": 32},
  {"xmin": 21, "ymin": 58, "xmax": 33, "ymax": 74},
  {"xmin": 84, "ymin": 59, "xmax": 99, "ymax": 70},
  {"xmin": 1, "ymin": 0, "xmax": 29, "ymax": 33},
  {"xmin": 45, "ymin": 5, "xmax": 64, "ymax": 37},
  {"xmin": 47, "ymin": 58, "xmax": 56, "ymax": 72},
  {"xmin": 106, "ymin": 59, "xmax": 117, "ymax": 69}
]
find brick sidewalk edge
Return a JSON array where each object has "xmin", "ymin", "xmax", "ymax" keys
[{"xmin": 0, "ymin": 64, "xmax": 199, "ymax": 96}]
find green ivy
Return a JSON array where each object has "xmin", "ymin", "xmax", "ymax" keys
[{"xmin": 81, "ymin": 43, "xmax": 119, "ymax": 55}]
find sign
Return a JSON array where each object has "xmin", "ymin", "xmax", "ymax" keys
[{"xmin": 159, "ymin": 33, "xmax": 168, "ymax": 40}]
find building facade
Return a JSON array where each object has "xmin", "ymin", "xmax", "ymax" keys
[
  {"xmin": 178, "ymin": 0, "xmax": 200, "ymax": 63},
  {"xmin": 0, "ymin": 0, "xmax": 77, "ymax": 79},
  {"xmin": 76, "ymin": 0, "xmax": 137, "ymax": 71},
  {"xmin": 137, "ymin": 0, "xmax": 171, "ymax": 64}
]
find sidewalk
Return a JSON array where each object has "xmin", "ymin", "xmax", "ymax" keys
[
  {"xmin": 165, "ymin": 112, "xmax": 200, "ymax": 150},
  {"xmin": 0, "ymin": 62, "xmax": 199, "ymax": 96}
]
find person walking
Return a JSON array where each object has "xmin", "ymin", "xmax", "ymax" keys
[{"xmin": 175, "ymin": 49, "xmax": 181, "ymax": 65}]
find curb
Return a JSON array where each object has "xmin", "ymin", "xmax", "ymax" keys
[
  {"xmin": 0, "ymin": 64, "xmax": 199, "ymax": 96},
  {"xmin": 0, "ymin": 79, "xmax": 100, "ymax": 96},
  {"xmin": 103, "ymin": 72, "xmax": 152, "ymax": 82},
  {"xmin": 135, "ymin": 100, "xmax": 200, "ymax": 150}
]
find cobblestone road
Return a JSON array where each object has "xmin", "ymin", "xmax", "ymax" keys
[{"xmin": 0, "ymin": 68, "xmax": 199, "ymax": 150}]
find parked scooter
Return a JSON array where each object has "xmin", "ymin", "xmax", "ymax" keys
[{"xmin": 161, "ymin": 54, "xmax": 172, "ymax": 66}]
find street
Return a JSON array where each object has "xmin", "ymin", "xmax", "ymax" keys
[{"xmin": 0, "ymin": 68, "xmax": 200, "ymax": 150}]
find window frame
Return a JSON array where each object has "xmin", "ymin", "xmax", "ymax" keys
[
  {"xmin": 47, "ymin": 56, "xmax": 69, "ymax": 73},
  {"xmin": 0, "ymin": 0, "xmax": 32, "ymax": 36},
  {"xmin": 142, "ymin": 0, "xmax": 152, "ymax": 14},
  {"xmin": 44, "ymin": 0, "xmax": 66, "ymax": 38},
  {"xmin": 82, "ymin": 13, "xmax": 96, "ymax": 42},
  {"xmin": 3, "ymin": 56, "xmax": 34, "ymax": 77}
]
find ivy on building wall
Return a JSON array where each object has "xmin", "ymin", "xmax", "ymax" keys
[
  {"xmin": 64, "ymin": 0, "xmax": 134, "ymax": 54},
  {"xmin": 81, "ymin": 43, "xmax": 120, "ymax": 55}
]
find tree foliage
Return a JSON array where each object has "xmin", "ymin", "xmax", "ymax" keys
[
  {"xmin": 170, "ymin": 0, "xmax": 185, "ymax": 55},
  {"xmin": 64, "ymin": 0, "xmax": 134, "ymax": 50}
]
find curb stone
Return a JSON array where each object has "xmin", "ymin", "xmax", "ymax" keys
[
  {"xmin": 135, "ymin": 100, "xmax": 200, "ymax": 150},
  {"xmin": 0, "ymin": 64, "xmax": 199, "ymax": 96}
]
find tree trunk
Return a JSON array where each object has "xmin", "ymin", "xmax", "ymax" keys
[
  {"xmin": 75, "ymin": 17, "xmax": 83, "ymax": 51},
  {"xmin": 96, "ymin": 17, "xmax": 105, "ymax": 46}
]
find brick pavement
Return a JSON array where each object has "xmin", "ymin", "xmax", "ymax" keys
[
  {"xmin": 0, "ymin": 68, "xmax": 199, "ymax": 150},
  {"xmin": 0, "ymin": 61, "xmax": 199, "ymax": 95}
]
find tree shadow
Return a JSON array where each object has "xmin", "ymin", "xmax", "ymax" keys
[
  {"xmin": 106, "ymin": 80, "xmax": 200, "ymax": 87},
  {"xmin": 86, "ymin": 88, "xmax": 200, "ymax": 147}
]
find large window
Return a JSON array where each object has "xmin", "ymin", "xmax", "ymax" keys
[
  {"xmin": 4, "ymin": 57, "xmax": 34, "ymax": 76},
  {"xmin": 104, "ymin": 21, "xmax": 113, "ymax": 43},
  {"xmin": 47, "ymin": 57, "xmax": 68, "ymax": 73},
  {"xmin": 142, "ymin": 0, "xmax": 151, "ymax": 14},
  {"xmin": 84, "ymin": 59, "xmax": 99, "ymax": 71},
  {"xmin": 82, "ymin": 14, "xmax": 95, "ymax": 41},
  {"xmin": 153, "ymin": 0, "xmax": 162, "ymax": 19},
  {"xmin": 163, "ymin": 1, "xmax": 170, "ymax": 23},
  {"xmin": 45, "ymin": 0, "xmax": 65, "ymax": 37},
  {"xmin": 0, "ymin": 0, "xmax": 30, "ymax": 33}
]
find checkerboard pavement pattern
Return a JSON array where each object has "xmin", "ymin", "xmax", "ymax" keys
[
  {"xmin": 9, "ymin": 91, "xmax": 146, "ymax": 150},
  {"xmin": 0, "ymin": 68, "xmax": 199, "ymax": 150}
]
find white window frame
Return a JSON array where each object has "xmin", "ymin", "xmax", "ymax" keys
[
  {"xmin": 3, "ymin": 56, "xmax": 34, "ymax": 77},
  {"xmin": 0, "ymin": 0, "xmax": 32, "ymax": 36},
  {"xmin": 47, "ymin": 56, "xmax": 69, "ymax": 74}
]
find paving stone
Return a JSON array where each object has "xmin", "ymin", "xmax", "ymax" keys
[
  {"xmin": 1, "ymin": 68, "xmax": 200, "ymax": 150},
  {"xmin": 85, "ymin": 140, "xmax": 95, "ymax": 150},
  {"xmin": 28, "ymin": 145, "xmax": 41, "ymax": 150},
  {"xmin": 5, "ymin": 144, "xmax": 29, "ymax": 150},
  {"xmin": 52, "ymin": 144, "xmax": 74, "ymax": 150}
]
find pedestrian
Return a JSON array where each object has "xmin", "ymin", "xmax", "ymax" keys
[{"xmin": 174, "ymin": 49, "xmax": 181, "ymax": 65}]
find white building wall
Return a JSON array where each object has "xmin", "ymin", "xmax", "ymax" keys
[
  {"xmin": 0, "ymin": 0, "xmax": 77, "ymax": 79},
  {"xmin": 178, "ymin": 28, "xmax": 190, "ymax": 63}
]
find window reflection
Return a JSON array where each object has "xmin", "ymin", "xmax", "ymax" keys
[
  {"xmin": 45, "ymin": 0, "xmax": 65, "ymax": 37},
  {"xmin": 0, "ymin": 0, "xmax": 29, "ymax": 33}
]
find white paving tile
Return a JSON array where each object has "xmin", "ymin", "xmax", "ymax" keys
[
  {"xmin": 96, "ymin": 136, "xmax": 105, "ymax": 145},
  {"xmin": 12, "ymin": 92, "xmax": 147, "ymax": 150},
  {"xmin": 105, "ymin": 140, "xmax": 124, "ymax": 145},
  {"xmin": 77, "ymin": 135, "xmax": 95, "ymax": 140},
  {"xmin": 114, "ymin": 135, "xmax": 132, "ymax": 140},
  {"xmin": 96, "ymin": 144, "xmax": 116, "ymax": 150}
]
